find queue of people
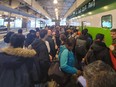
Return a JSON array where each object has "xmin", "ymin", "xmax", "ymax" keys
[{"xmin": 0, "ymin": 26, "xmax": 116, "ymax": 87}]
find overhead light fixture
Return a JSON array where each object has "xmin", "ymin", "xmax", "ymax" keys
[
  {"xmin": 55, "ymin": 8, "xmax": 58, "ymax": 20},
  {"xmin": 53, "ymin": 0, "xmax": 58, "ymax": 4},
  {"xmin": 103, "ymin": 6, "xmax": 108, "ymax": 10},
  {"xmin": 56, "ymin": 13, "xmax": 58, "ymax": 20},
  {"xmin": 88, "ymin": 12, "xmax": 92, "ymax": 15},
  {"xmin": 81, "ymin": 14, "xmax": 85, "ymax": 17},
  {"xmin": 77, "ymin": 16, "xmax": 81, "ymax": 18},
  {"xmin": 55, "ymin": 8, "xmax": 58, "ymax": 12}
]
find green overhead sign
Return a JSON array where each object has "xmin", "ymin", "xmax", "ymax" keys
[
  {"xmin": 68, "ymin": 0, "xmax": 116, "ymax": 19},
  {"xmin": 75, "ymin": 0, "xmax": 95, "ymax": 15}
]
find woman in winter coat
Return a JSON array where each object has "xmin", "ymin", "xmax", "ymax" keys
[{"xmin": 0, "ymin": 34, "xmax": 40, "ymax": 87}]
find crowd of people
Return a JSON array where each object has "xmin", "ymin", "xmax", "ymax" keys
[{"xmin": 0, "ymin": 26, "xmax": 116, "ymax": 87}]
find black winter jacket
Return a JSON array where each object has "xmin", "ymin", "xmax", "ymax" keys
[
  {"xmin": 0, "ymin": 47, "xmax": 40, "ymax": 87},
  {"xmin": 87, "ymin": 41, "xmax": 113, "ymax": 67},
  {"xmin": 31, "ymin": 39, "xmax": 50, "ymax": 82}
]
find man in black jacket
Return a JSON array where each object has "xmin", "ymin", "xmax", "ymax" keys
[
  {"xmin": 46, "ymin": 29, "xmax": 56, "ymax": 59},
  {"xmin": 30, "ymin": 29, "xmax": 51, "ymax": 83}
]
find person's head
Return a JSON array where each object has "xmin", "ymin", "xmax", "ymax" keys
[
  {"xmin": 47, "ymin": 29, "xmax": 52, "ymax": 36},
  {"xmin": 91, "ymin": 72, "xmax": 116, "ymax": 87},
  {"xmin": 36, "ymin": 31, "xmax": 40, "ymax": 38},
  {"xmin": 60, "ymin": 34, "xmax": 67, "ymax": 44},
  {"xmin": 52, "ymin": 31, "xmax": 56, "ymax": 36},
  {"xmin": 29, "ymin": 30, "xmax": 35, "ymax": 35},
  {"xmin": 10, "ymin": 34, "xmax": 25, "ymax": 48},
  {"xmin": 39, "ymin": 29, "xmax": 47, "ymax": 39},
  {"xmin": 77, "ymin": 31, "xmax": 81, "ymax": 36},
  {"xmin": 35, "ymin": 28, "xmax": 40, "ymax": 32},
  {"xmin": 95, "ymin": 33, "xmax": 104, "ymax": 42},
  {"xmin": 65, "ymin": 38, "xmax": 75, "ymax": 51},
  {"xmin": 4, "ymin": 31, "xmax": 14, "ymax": 43},
  {"xmin": 82, "ymin": 29, "xmax": 88, "ymax": 35},
  {"xmin": 18, "ymin": 29, "xmax": 23, "ymax": 34},
  {"xmin": 83, "ymin": 60, "xmax": 116, "ymax": 87},
  {"xmin": 111, "ymin": 29, "xmax": 116, "ymax": 40}
]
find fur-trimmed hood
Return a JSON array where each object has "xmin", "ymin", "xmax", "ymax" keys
[{"xmin": 1, "ymin": 47, "xmax": 36, "ymax": 58}]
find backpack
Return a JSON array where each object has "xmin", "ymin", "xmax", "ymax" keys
[
  {"xmin": 4, "ymin": 32, "xmax": 14, "ymax": 43},
  {"xmin": 75, "ymin": 38, "xmax": 87, "ymax": 59},
  {"xmin": 84, "ymin": 49, "xmax": 96, "ymax": 65},
  {"xmin": 76, "ymin": 39, "xmax": 87, "ymax": 48}
]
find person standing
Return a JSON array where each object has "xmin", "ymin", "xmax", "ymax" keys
[
  {"xmin": 109, "ymin": 29, "xmax": 116, "ymax": 70},
  {"xmin": 0, "ymin": 34, "xmax": 39, "ymax": 87}
]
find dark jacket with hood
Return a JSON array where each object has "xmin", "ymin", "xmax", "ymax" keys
[
  {"xmin": 87, "ymin": 41, "xmax": 113, "ymax": 67},
  {"xmin": 0, "ymin": 47, "xmax": 40, "ymax": 87},
  {"xmin": 31, "ymin": 39, "xmax": 50, "ymax": 82}
]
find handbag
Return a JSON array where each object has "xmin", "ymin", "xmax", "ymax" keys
[
  {"xmin": 48, "ymin": 48, "xmax": 67, "ymax": 78},
  {"xmin": 48, "ymin": 60, "xmax": 65, "ymax": 78}
]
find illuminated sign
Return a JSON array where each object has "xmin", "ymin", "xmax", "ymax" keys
[
  {"xmin": 76, "ymin": 0, "xmax": 96, "ymax": 15},
  {"xmin": 70, "ymin": 0, "xmax": 96, "ymax": 19}
]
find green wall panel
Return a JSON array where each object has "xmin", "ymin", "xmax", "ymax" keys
[{"xmin": 86, "ymin": 27, "xmax": 112, "ymax": 47}]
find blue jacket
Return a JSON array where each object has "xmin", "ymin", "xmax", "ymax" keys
[{"xmin": 58, "ymin": 45, "xmax": 77, "ymax": 74}]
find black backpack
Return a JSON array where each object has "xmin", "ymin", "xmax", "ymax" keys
[
  {"xmin": 4, "ymin": 32, "xmax": 14, "ymax": 43},
  {"xmin": 86, "ymin": 49, "xmax": 97, "ymax": 64}
]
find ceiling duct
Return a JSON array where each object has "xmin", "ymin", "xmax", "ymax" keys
[{"xmin": 0, "ymin": 4, "xmax": 36, "ymax": 18}]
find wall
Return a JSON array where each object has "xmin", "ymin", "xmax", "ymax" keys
[
  {"xmin": 76, "ymin": 9, "xmax": 116, "ymax": 28},
  {"xmin": 86, "ymin": 27, "xmax": 112, "ymax": 46}
]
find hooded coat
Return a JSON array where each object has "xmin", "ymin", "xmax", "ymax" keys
[
  {"xmin": 87, "ymin": 41, "xmax": 113, "ymax": 67},
  {"xmin": 0, "ymin": 47, "xmax": 40, "ymax": 87},
  {"xmin": 31, "ymin": 39, "xmax": 50, "ymax": 82}
]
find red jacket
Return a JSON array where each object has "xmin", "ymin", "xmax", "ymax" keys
[{"xmin": 110, "ymin": 44, "xmax": 116, "ymax": 70}]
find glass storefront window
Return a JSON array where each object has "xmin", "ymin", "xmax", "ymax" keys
[
  {"xmin": 101, "ymin": 15, "xmax": 112, "ymax": 29},
  {"xmin": 31, "ymin": 20, "xmax": 35, "ymax": 28},
  {"xmin": 14, "ymin": 18, "xmax": 22, "ymax": 28},
  {"xmin": 36, "ymin": 20, "xmax": 40, "ymax": 27},
  {"xmin": 10, "ymin": 22, "xmax": 15, "ymax": 28},
  {"xmin": 0, "ymin": 18, "xmax": 4, "ymax": 26}
]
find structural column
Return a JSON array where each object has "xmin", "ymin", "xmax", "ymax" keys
[{"xmin": 7, "ymin": 12, "xmax": 11, "ymax": 32}]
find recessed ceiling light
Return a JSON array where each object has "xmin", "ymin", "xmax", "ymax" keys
[
  {"xmin": 88, "ymin": 12, "xmax": 92, "ymax": 15},
  {"xmin": 55, "ymin": 8, "xmax": 58, "ymax": 12},
  {"xmin": 53, "ymin": 0, "xmax": 58, "ymax": 4}
]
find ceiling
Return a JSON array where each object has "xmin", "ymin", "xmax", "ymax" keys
[
  {"xmin": 37, "ymin": 0, "xmax": 76, "ymax": 20},
  {"xmin": 0, "ymin": 0, "xmax": 47, "ymax": 19}
]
